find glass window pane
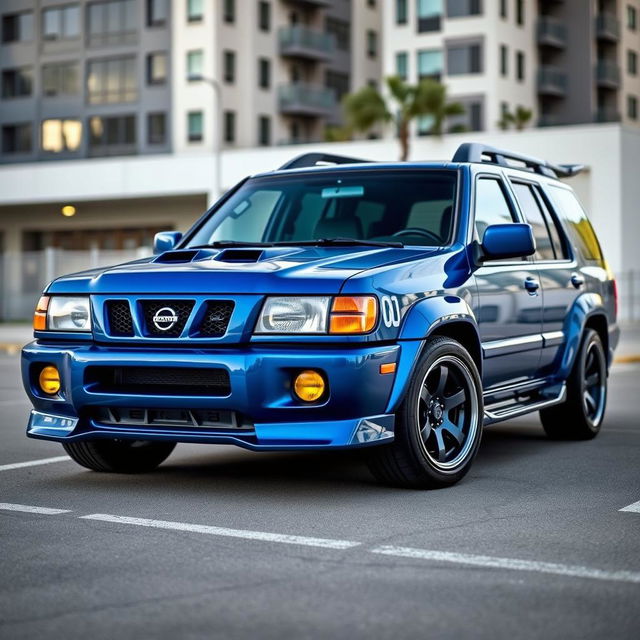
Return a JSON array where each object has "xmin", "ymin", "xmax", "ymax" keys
[
  {"xmin": 43, "ymin": 9, "xmax": 60, "ymax": 39},
  {"xmin": 418, "ymin": 49, "xmax": 443, "ymax": 76},
  {"xmin": 62, "ymin": 120, "xmax": 82, "ymax": 150},
  {"xmin": 418, "ymin": 0, "xmax": 443, "ymax": 17},
  {"xmin": 188, "ymin": 0, "xmax": 203, "ymax": 19},
  {"xmin": 20, "ymin": 12, "xmax": 34, "ymax": 41},
  {"xmin": 42, "ymin": 119, "xmax": 63, "ymax": 152},
  {"xmin": 474, "ymin": 178, "xmax": 515, "ymax": 239},
  {"xmin": 64, "ymin": 6, "xmax": 80, "ymax": 37},
  {"xmin": 512, "ymin": 183, "xmax": 555, "ymax": 260}
]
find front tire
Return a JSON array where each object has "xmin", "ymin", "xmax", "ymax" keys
[
  {"xmin": 540, "ymin": 328, "xmax": 607, "ymax": 440},
  {"xmin": 366, "ymin": 337, "xmax": 483, "ymax": 489},
  {"xmin": 63, "ymin": 439, "xmax": 176, "ymax": 473}
]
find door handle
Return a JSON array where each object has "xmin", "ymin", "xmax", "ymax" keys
[
  {"xmin": 524, "ymin": 277, "xmax": 540, "ymax": 294},
  {"xmin": 570, "ymin": 273, "xmax": 585, "ymax": 288}
]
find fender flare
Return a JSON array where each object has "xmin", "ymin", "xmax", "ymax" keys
[{"xmin": 385, "ymin": 296, "xmax": 481, "ymax": 414}]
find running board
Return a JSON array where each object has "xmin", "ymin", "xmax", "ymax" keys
[{"xmin": 483, "ymin": 383, "xmax": 566, "ymax": 424}]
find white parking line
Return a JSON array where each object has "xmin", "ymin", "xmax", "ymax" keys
[
  {"xmin": 0, "ymin": 503, "xmax": 72, "ymax": 515},
  {"xmin": 370, "ymin": 545, "xmax": 640, "ymax": 585},
  {"xmin": 80, "ymin": 513, "xmax": 361, "ymax": 550},
  {"xmin": 0, "ymin": 455, "xmax": 70, "ymax": 472},
  {"xmin": 620, "ymin": 500, "xmax": 640, "ymax": 514}
]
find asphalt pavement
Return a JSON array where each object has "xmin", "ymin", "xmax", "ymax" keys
[{"xmin": 0, "ymin": 353, "xmax": 639, "ymax": 640}]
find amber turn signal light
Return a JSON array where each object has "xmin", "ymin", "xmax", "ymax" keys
[
  {"xmin": 380, "ymin": 363, "xmax": 397, "ymax": 375},
  {"xmin": 39, "ymin": 365, "xmax": 61, "ymax": 395},
  {"xmin": 33, "ymin": 296, "xmax": 50, "ymax": 331},
  {"xmin": 329, "ymin": 296, "xmax": 377, "ymax": 334},
  {"xmin": 293, "ymin": 370, "xmax": 326, "ymax": 402}
]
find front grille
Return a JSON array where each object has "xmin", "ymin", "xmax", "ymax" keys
[
  {"xmin": 91, "ymin": 407, "xmax": 250, "ymax": 430},
  {"xmin": 199, "ymin": 301, "xmax": 234, "ymax": 337},
  {"xmin": 85, "ymin": 366, "xmax": 231, "ymax": 396},
  {"xmin": 106, "ymin": 300, "xmax": 134, "ymax": 337},
  {"xmin": 141, "ymin": 300, "xmax": 195, "ymax": 337}
]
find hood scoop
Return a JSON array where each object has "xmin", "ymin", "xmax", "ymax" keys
[
  {"xmin": 154, "ymin": 250, "xmax": 200, "ymax": 264},
  {"xmin": 214, "ymin": 249, "xmax": 264, "ymax": 263}
]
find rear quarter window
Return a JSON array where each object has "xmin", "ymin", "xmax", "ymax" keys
[{"xmin": 547, "ymin": 186, "xmax": 604, "ymax": 264}]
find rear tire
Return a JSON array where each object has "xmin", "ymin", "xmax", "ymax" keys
[
  {"xmin": 63, "ymin": 439, "xmax": 176, "ymax": 473},
  {"xmin": 540, "ymin": 328, "xmax": 607, "ymax": 440},
  {"xmin": 366, "ymin": 337, "xmax": 483, "ymax": 489}
]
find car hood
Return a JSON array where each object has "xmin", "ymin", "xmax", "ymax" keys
[{"xmin": 47, "ymin": 245, "xmax": 440, "ymax": 295}]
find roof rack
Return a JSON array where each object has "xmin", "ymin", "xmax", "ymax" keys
[
  {"xmin": 452, "ymin": 142, "xmax": 584, "ymax": 178},
  {"xmin": 279, "ymin": 152, "xmax": 371, "ymax": 171}
]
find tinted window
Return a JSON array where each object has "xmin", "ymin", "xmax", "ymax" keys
[
  {"xmin": 474, "ymin": 178, "xmax": 516, "ymax": 238},
  {"xmin": 511, "ymin": 182, "xmax": 555, "ymax": 260},
  {"xmin": 547, "ymin": 187, "xmax": 603, "ymax": 263},
  {"xmin": 533, "ymin": 187, "xmax": 566, "ymax": 259}
]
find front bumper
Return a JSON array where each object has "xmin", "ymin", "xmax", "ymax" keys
[{"xmin": 21, "ymin": 340, "xmax": 422, "ymax": 450}]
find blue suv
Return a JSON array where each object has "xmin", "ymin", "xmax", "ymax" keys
[{"xmin": 21, "ymin": 144, "xmax": 619, "ymax": 488}]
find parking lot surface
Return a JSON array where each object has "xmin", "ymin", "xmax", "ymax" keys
[{"xmin": 1, "ymin": 354, "xmax": 639, "ymax": 640}]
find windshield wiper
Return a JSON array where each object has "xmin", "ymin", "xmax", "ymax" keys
[
  {"xmin": 273, "ymin": 238, "xmax": 404, "ymax": 248},
  {"xmin": 189, "ymin": 241, "xmax": 275, "ymax": 249}
]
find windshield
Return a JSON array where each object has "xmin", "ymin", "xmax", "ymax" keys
[{"xmin": 185, "ymin": 169, "xmax": 458, "ymax": 248}]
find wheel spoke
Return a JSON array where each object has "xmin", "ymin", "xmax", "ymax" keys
[
  {"xmin": 585, "ymin": 349, "xmax": 595, "ymax": 374},
  {"xmin": 419, "ymin": 385, "xmax": 431, "ymax": 406},
  {"xmin": 584, "ymin": 390, "xmax": 597, "ymax": 413},
  {"xmin": 420, "ymin": 422, "xmax": 431, "ymax": 442},
  {"xmin": 585, "ymin": 373, "xmax": 599, "ymax": 388},
  {"xmin": 444, "ymin": 389, "xmax": 465, "ymax": 411},
  {"xmin": 433, "ymin": 428, "xmax": 447, "ymax": 462},
  {"xmin": 442, "ymin": 418, "xmax": 464, "ymax": 445},
  {"xmin": 434, "ymin": 365, "xmax": 449, "ymax": 396}
]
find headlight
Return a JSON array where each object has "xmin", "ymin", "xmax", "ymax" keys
[
  {"xmin": 255, "ymin": 296, "xmax": 330, "ymax": 334},
  {"xmin": 255, "ymin": 296, "xmax": 378, "ymax": 335},
  {"xmin": 44, "ymin": 296, "xmax": 92, "ymax": 332}
]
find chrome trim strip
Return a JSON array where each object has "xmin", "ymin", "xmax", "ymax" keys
[
  {"xmin": 483, "ymin": 384, "xmax": 566, "ymax": 424},
  {"xmin": 542, "ymin": 331, "xmax": 565, "ymax": 347},
  {"xmin": 482, "ymin": 334, "xmax": 543, "ymax": 357}
]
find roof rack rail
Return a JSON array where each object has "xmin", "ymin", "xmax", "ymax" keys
[
  {"xmin": 279, "ymin": 152, "xmax": 371, "ymax": 171},
  {"xmin": 452, "ymin": 143, "xmax": 584, "ymax": 178}
]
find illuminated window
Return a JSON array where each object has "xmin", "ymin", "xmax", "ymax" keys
[{"xmin": 41, "ymin": 119, "xmax": 82, "ymax": 153}]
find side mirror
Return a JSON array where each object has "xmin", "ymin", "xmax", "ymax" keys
[
  {"xmin": 153, "ymin": 231, "xmax": 183, "ymax": 254},
  {"xmin": 480, "ymin": 223, "xmax": 535, "ymax": 262}
]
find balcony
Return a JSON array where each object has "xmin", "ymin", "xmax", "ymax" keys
[
  {"xmin": 537, "ymin": 66, "xmax": 568, "ymax": 97},
  {"xmin": 537, "ymin": 17, "xmax": 567, "ymax": 48},
  {"xmin": 284, "ymin": 0, "xmax": 331, "ymax": 7},
  {"xmin": 595, "ymin": 13, "xmax": 620, "ymax": 42},
  {"xmin": 596, "ymin": 60, "xmax": 620, "ymax": 89},
  {"xmin": 595, "ymin": 108, "xmax": 621, "ymax": 123},
  {"xmin": 278, "ymin": 84, "xmax": 337, "ymax": 117},
  {"xmin": 279, "ymin": 26, "xmax": 335, "ymax": 62}
]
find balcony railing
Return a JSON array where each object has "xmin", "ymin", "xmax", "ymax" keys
[
  {"xmin": 595, "ymin": 12, "xmax": 620, "ymax": 41},
  {"xmin": 537, "ymin": 17, "xmax": 567, "ymax": 48},
  {"xmin": 278, "ymin": 84, "xmax": 336, "ymax": 117},
  {"xmin": 279, "ymin": 25, "xmax": 335, "ymax": 61},
  {"xmin": 596, "ymin": 60, "xmax": 620, "ymax": 88},
  {"xmin": 595, "ymin": 108, "xmax": 621, "ymax": 123},
  {"xmin": 537, "ymin": 66, "xmax": 568, "ymax": 96}
]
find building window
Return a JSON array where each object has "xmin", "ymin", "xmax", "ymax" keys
[
  {"xmin": 258, "ymin": 58, "xmax": 270, "ymax": 89},
  {"xmin": 87, "ymin": 56, "xmax": 137, "ymax": 104},
  {"xmin": 628, "ymin": 5, "xmax": 637, "ymax": 30},
  {"xmin": 224, "ymin": 0, "xmax": 235, "ymax": 23},
  {"xmin": 187, "ymin": 111, "xmax": 203, "ymax": 142},
  {"xmin": 187, "ymin": 0, "xmax": 203, "ymax": 22},
  {"xmin": 258, "ymin": 1, "xmax": 270, "ymax": 31},
  {"xmin": 258, "ymin": 115, "xmax": 270, "ymax": 146},
  {"xmin": 446, "ymin": 0, "xmax": 482, "ymax": 18},
  {"xmin": 629, "ymin": 95, "xmax": 638, "ymax": 120},
  {"xmin": 500, "ymin": 0, "xmax": 507, "ymax": 18},
  {"xmin": 418, "ymin": 49, "xmax": 443, "ymax": 80},
  {"xmin": 396, "ymin": 0, "xmax": 408, "ymax": 24},
  {"xmin": 446, "ymin": 42, "xmax": 482, "ymax": 75},
  {"xmin": 515, "ymin": 0, "xmax": 523, "ymax": 25},
  {"xmin": 500, "ymin": 44, "xmax": 508, "ymax": 76},
  {"xmin": 42, "ymin": 4, "xmax": 80, "ymax": 41},
  {"xmin": 88, "ymin": 0, "xmax": 136, "ymax": 47},
  {"xmin": 2, "ymin": 123, "xmax": 32, "ymax": 153},
  {"xmin": 628, "ymin": 50, "xmax": 638, "ymax": 76},
  {"xmin": 147, "ymin": 112, "xmax": 166, "ymax": 144},
  {"xmin": 2, "ymin": 11, "xmax": 34, "ymax": 43},
  {"xmin": 223, "ymin": 50, "xmax": 236, "ymax": 83},
  {"xmin": 88, "ymin": 114, "xmax": 136, "ymax": 156},
  {"xmin": 224, "ymin": 111, "xmax": 235, "ymax": 143},
  {"xmin": 41, "ymin": 119, "xmax": 82, "ymax": 153},
  {"xmin": 368, "ymin": 0, "xmax": 376, "ymax": 7},
  {"xmin": 326, "ymin": 17, "xmax": 350, "ymax": 51},
  {"xmin": 147, "ymin": 52, "xmax": 167, "ymax": 85},
  {"xmin": 187, "ymin": 50, "xmax": 203, "ymax": 80},
  {"xmin": 417, "ymin": 0, "xmax": 443, "ymax": 33},
  {"xmin": 147, "ymin": 0, "xmax": 168, "ymax": 26},
  {"xmin": 396, "ymin": 52, "xmax": 408, "ymax": 79},
  {"xmin": 516, "ymin": 50, "xmax": 525, "ymax": 81},
  {"xmin": 43, "ymin": 62, "xmax": 79, "ymax": 96},
  {"xmin": 367, "ymin": 30, "xmax": 378, "ymax": 58},
  {"xmin": 326, "ymin": 70, "xmax": 350, "ymax": 101},
  {"xmin": 417, "ymin": 114, "xmax": 435, "ymax": 136},
  {"xmin": 1, "ymin": 67, "xmax": 33, "ymax": 99}
]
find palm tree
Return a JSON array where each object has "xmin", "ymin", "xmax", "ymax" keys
[
  {"xmin": 342, "ymin": 76, "xmax": 464, "ymax": 161},
  {"xmin": 497, "ymin": 105, "xmax": 533, "ymax": 131}
]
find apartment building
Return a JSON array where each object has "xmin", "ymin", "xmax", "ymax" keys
[
  {"xmin": 0, "ymin": 0, "xmax": 382, "ymax": 165},
  {"xmin": 383, "ymin": 0, "xmax": 640, "ymax": 133}
]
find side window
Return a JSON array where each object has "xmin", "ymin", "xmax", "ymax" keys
[
  {"xmin": 532, "ymin": 186, "xmax": 567, "ymax": 259},
  {"xmin": 511, "ymin": 182, "xmax": 556, "ymax": 261},
  {"xmin": 474, "ymin": 177, "xmax": 517, "ymax": 240},
  {"xmin": 547, "ymin": 186, "xmax": 604, "ymax": 264}
]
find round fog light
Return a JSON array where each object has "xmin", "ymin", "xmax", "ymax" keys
[
  {"xmin": 293, "ymin": 370, "xmax": 325, "ymax": 402},
  {"xmin": 39, "ymin": 366, "xmax": 61, "ymax": 395}
]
